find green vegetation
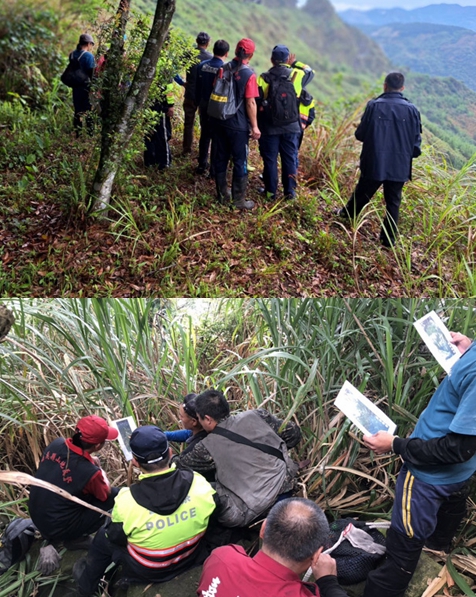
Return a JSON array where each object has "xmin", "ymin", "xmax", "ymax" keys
[
  {"xmin": 1, "ymin": 298, "xmax": 475, "ymax": 593},
  {"xmin": 1, "ymin": 0, "xmax": 476, "ymax": 296}
]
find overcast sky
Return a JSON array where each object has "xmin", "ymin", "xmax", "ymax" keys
[{"xmin": 329, "ymin": 0, "xmax": 476, "ymax": 10}]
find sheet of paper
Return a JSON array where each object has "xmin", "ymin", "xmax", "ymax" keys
[
  {"xmin": 335, "ymin": 381, "xmax": 397, "ymax": 436},
  {"xmin": 111, "ymin": 416, "xmax": 137, "ymax": 461},
  {"xmin": 413, "ymin": 310, "xmax": 461, "ymax": 374}
]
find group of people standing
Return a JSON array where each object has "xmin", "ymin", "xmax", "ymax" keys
[
  {"xmin": 67, "ymin": 29, "xmax": 422, "ymax": 246},
  {"xmin": 172, "ymin": 34, "xmax": 316, "ymax": 211}
]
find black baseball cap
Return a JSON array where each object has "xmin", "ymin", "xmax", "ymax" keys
[{"xmin": 130, "ymin": 426, "xmax": 169, "ymax": 464}]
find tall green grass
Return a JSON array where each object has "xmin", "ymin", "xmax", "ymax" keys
[{"xmin": 0, "ymin": 299, "xmax": 475, "ymax": 542}]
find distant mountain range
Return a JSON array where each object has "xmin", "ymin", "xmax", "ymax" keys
[
  {"xmin": 360, "ymin": 22, "xmax": 476, "ymax": 92},
  {"xmin": 339, "ymin": 3, "xmax": 476, "ymax": 31},
  {"xmin": 338, "ymin": 3, "xmax": 476, "ymax": 94}
]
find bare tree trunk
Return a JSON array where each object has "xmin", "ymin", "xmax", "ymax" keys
[{"xmin": 91, "ymin": 0, "xmax": 176, "ymax": 213}]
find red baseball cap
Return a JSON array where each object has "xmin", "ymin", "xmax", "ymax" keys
[
  {"xmin": 235, "ymin": 38, "xmax": 255, "ymax": 57},
  {"xmin": 76, "ymin": 415, "xmax": 118, "ymax": 443}
]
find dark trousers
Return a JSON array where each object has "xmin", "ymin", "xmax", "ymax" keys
[
  {"xmin": 78, "ymin": 525, "xmax": 211, "ymax": 596},
  {"xmin": 183, "ymin": 97, "xmax": 197, "ymax": 153},
  {"xmin": 259, "ymin": 133, "xmax": 299, "ymax": 197},
  {"xmin": 144, "ymin": 113, "xmax": 172, "ymax": 169},
  {"xmin": 39, "ymin": 489, "xmax": 118, "ymax": 543},
  {"xmin": 198, "ymin": 107, "xmax": 216, "ymax": 174},
  {"xmin": 72, "ymin": 86, "xmax": 93, "ymax": 136},
  {"xmin": 363, "ymin": 466, "xmax": 469, "ymax": 597},
  {"xmin": 213, "ymin": 126, "xmax": 249, "ymax": 181},
  {"xmin": 344, "ymin": 177, "xmax": 405, "ymax": 245}
]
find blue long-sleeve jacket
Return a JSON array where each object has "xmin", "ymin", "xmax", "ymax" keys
[{"xmin": 356, "ymin": 91, "xmax": 422, "ymax": 182}]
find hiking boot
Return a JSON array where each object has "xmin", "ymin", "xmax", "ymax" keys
[
  {"xmin": 215, "ymin": 172, "xmax": 231, "ymax": 205},
  {"xmin": 232, "ymin": 176, "xmax": 255, "ymax": 210},
  {"xmin": 72, "ymin": 557, "xmax": 92, "ymax": 597}
]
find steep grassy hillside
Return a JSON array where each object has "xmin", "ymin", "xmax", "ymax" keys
[
  {"xmin": 407, "ymin": 73, "xmax": 476, "ymax": 165},
  {"xmin": 339, "ymin": 3, "xmax": 476, "ymax": 32},
  {"xmin": 140, "ymin": 0, "xmax": 391, "ymax": 102}
]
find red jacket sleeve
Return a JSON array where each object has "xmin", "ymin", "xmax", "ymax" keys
[{"xmin": 82, "ymin": 469, "xmax": 111, "ymax": 502}]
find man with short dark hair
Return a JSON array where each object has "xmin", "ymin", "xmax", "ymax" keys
[
  {"xmin": 29, "ymin": 415, "xmax": 118, "ymax": 546},
  {"xmin": 174, "ymin": 389, "xmax": 301, "ymax": 527},
  {"xmin": 195, "ymin": 39, "xmax": 230, "ymax": 176},
  {"xmin": 211, "ymin": 39, "xmax": 261, "ymax": 210},
  {"xmin": 182, "ymin": 32, "xmax": 212, "ymax": 155},
  {"xmin": 197, "ymin": 498, "xmax": 349, "ymax": 597},
  {"xmin": 75, "ymin": 425, "xmax": 217, "ymax": 596},
  {"xmin": 337, "ymin": 72, "xmax": 422, "ymax": 247}
]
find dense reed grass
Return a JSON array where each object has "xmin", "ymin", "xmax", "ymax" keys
[{"xmin": 0, "ymin": 298, "xmax": 475, "ymax": 594}]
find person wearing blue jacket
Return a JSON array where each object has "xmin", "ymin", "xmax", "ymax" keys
[
  {"xmin": 69, "ymin": 33, "xmax": 96, "ymax": 136},
  {"xmin": 362, "ymin": 330, "xmax": 476, "ymax": 597},
  {"xmin": 338, "ymin": 72, "xmax": 422, "ymax": 247}
]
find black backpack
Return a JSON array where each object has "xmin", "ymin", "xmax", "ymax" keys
[
  {"xmin": 0, "ymin": 518, "xmax": 37, "ymax": 574},
  {"xmin": 262, "ymin": 69, "xmax": 300, "ymax": 127},
  {"xmin": 60, "ymin": 51, "xmax": 90, "ymax": 88},
  {"xmin": 326, "ymin": 519, "xmax": 386, "ymax": 585},
  {"xmin": 207, "ymin": 62, "xmax": 246, "ymax": 120}
]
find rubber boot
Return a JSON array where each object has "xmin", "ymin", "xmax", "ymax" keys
[
  {"xmin": 215, "ymin": 172, "xmax": 230, "ymax": 205},
  {"xmin": 232, "ymin": 175, "xmax": 255, "ymax": 210}
]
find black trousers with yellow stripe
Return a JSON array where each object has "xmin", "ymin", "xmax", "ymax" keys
[{"xmin": 363, "ymin": 465, "xmax": 469, "ymax": 597}]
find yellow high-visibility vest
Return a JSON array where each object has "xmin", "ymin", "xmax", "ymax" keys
[{"xmin": 112, "ymin": 467, "xmax": 216, "ymax": 568}]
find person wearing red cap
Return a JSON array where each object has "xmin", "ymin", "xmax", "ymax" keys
[
  {"xmin": 211, "ymin": 38, "xmax": 261, "ymax": 210},
  {"xmin": 28, "ymin": 415, "xmax": 118, "ymax": 547}
]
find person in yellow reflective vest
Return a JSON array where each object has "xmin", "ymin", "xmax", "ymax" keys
[
  {"xmin": 257, "ymin": 46, "xmax": 314, "ymax": 200},
  {"xmin": 74, "ymin": 426, "xmax": 217, "ymax": 596}
]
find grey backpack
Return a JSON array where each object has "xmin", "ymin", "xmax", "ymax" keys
[
  {"xmin": 207, "ymin": 63, "xmax": 246, "ymax": 120},
  {"xmin": 0, "ymin": 518, "xmax": 37, "ymax": 574}
]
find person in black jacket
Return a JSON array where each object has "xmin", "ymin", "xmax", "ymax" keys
[
  {"xmin": 338, "ymin": 72, "xmax": 422, "ymax": 247},
  {"xmin": 195, "ymin": 39, "xmax": 230, "ymax": 176},
  {"xmin": 182, "ymin": 32, "xmax": 212, "ymax": 155},
  {"xmin": 29, "ymin": 416, "xmax": 118, "ymax": 545}
]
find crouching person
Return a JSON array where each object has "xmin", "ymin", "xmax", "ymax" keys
[
  {"xmin": 29, "ymin": 415, "xmax": 119, "ymax": 548},
  {"xmin": 75, "ymin": 425, "xmax": 217, "ymax": 596},
  {"xmin": 198, "ymin": 497, "xmax": 349, "ymax": 597}
]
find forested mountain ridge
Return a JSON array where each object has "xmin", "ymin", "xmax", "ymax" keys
[
  {"xmin": 345, "ymin": 20, "xmax": 476, "ymax": 95},
  {"xmin": 339, "ymin": 3, "xmax": 476, "ymax": 31}
]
